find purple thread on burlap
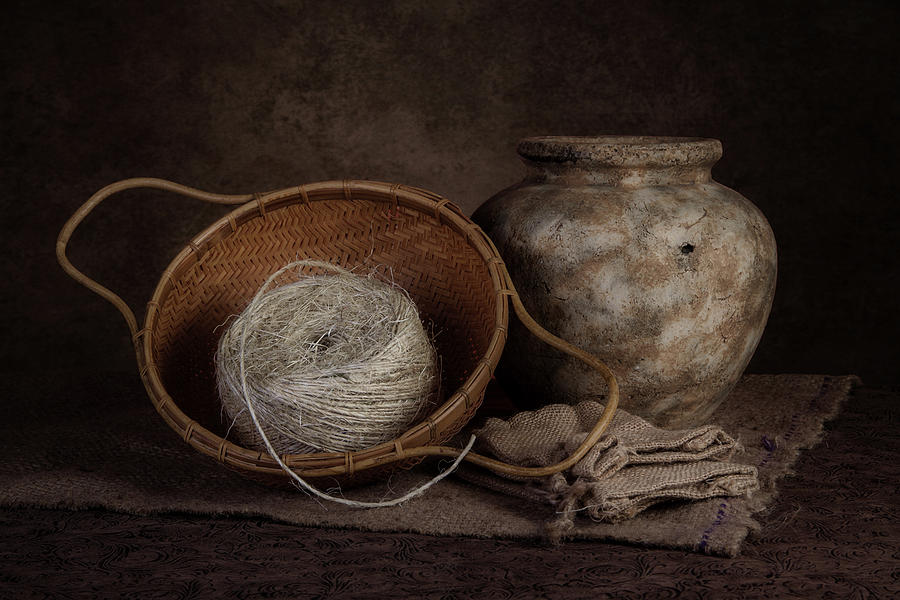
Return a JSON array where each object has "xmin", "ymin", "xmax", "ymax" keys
[
  {"xmin": 698, "ymin": 502, "xmax": 729, "ymax": 551},
  {"xmin": 696, "ymin": 377, "xmax": 833, "ymax": 551}
]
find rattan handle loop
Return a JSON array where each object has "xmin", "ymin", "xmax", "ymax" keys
[
  {"xmin": 432, "ymin": 224, "xmax": 620, "ymax": 478},
  {"xmin": 402, "ymin": 263, "xmax": 619, "ymax": 478},
  {"xmin": 56, "ymin": 178, "xmax": 254, "ymax": 338}
]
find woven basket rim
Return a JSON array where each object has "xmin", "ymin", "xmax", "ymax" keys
[{"xmin": 136, "ymin": 179, "xmax": 509, "ymax": 478}]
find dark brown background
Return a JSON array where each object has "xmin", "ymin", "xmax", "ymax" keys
[{"xmin": 3, "ymin": 0, "xmax": 898, "ymax": 386}]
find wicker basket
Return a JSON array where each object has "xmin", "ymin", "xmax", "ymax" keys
[{"xmin": 58, "ymin": 178, "xmax": 618, "ymax": 488}]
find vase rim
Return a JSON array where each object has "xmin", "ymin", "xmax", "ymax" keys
[{"xmin": 518, "ymin": 136, "xmax": 723, "ymax": 168}]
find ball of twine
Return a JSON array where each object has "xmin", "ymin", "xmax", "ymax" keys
[{"xmin": 216, "ymin": 260, "xmax": 439, "ymax": 457}]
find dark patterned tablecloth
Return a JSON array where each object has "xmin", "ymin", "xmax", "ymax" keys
[{"xmin": 1, "ymin": 385, "xmax": 897, "ymax": 599}]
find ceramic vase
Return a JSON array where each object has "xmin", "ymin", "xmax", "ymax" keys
[{"xmin": 473, "ymin": 136, "xmax": 777, "ymax": 428}]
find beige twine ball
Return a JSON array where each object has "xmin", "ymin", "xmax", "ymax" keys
[{"xmin": 216, "ymin": 260, "xmax": 439, "ymax": 456}]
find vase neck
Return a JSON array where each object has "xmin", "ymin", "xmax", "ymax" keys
[{"xmin": 518, "ymin": 136, "xmax": 722, "ymax": 186}]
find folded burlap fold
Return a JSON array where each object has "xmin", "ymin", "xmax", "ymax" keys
[{"xmin": 461, "ymin": 401, "xmax": 759, "ymax": 542}]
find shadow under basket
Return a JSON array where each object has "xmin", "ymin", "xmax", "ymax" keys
[{"xmin": 57, "ymin": 178, "xmax": 618, "ymax": 490}]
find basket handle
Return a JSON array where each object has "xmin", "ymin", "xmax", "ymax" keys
[
  {"xmin": 406, "ymin": 230, "xmax": 619, "ymax": 478},
  {"xmin": 56, "ymin": 177, "xmax": 254, "ymax": 338}
]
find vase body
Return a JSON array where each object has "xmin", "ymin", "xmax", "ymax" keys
[{"xmin": 473, "ymin": 136, "xmax": 777, "ymax": 428}]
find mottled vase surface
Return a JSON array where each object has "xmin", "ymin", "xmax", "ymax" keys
[{"xmin": 474, "ymin": 136, "xmax": 777, "ymax": 428}]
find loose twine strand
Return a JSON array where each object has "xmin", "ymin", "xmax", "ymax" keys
[{"xmin": 231, "ymin": 260, "xmax": 476, "ymax": 507}]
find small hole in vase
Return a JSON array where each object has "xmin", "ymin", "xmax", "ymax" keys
[{"xmin": 681, "ymin": 243, "xmax": 695, "ymax": 254}]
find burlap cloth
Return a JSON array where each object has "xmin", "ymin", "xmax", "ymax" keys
[
  {"xmin": 0, "ymin": 372, "xmax": 857, "ymax": 556},
  {"xmin": 461, "ymin": 401, "xmax": 759, "ymax": 542}
]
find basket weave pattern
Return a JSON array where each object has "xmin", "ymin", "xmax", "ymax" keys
[{"xmin": 140, "ymin": 181, "xmax": 505, "ymax": 484}]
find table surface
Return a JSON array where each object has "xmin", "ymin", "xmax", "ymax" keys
[{"xmin": 1, "ymin": 384, "xmax": 897, "ymax": 599}]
